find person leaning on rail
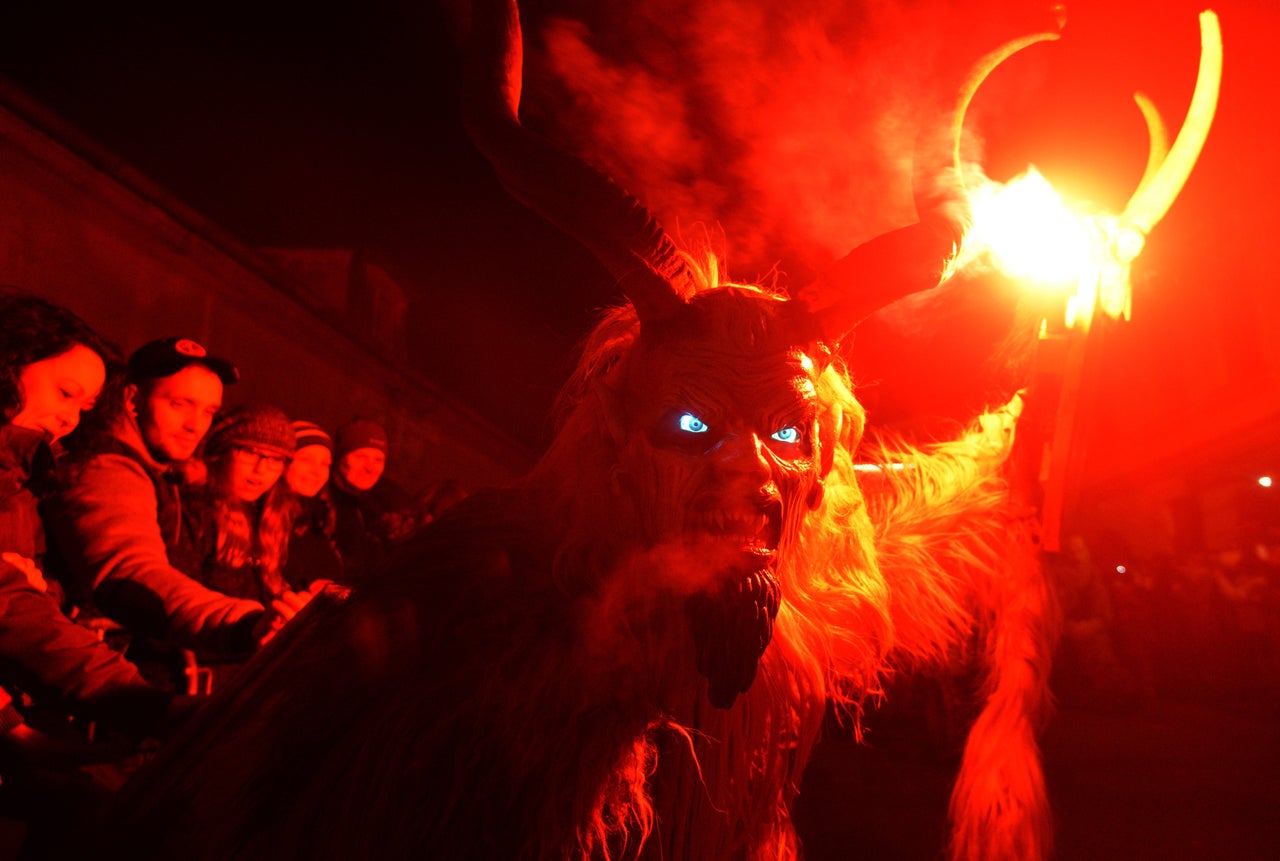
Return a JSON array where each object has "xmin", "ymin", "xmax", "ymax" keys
[{"xmin": 43, "ymin": 336, "xmax": 314, "ymax": 682}]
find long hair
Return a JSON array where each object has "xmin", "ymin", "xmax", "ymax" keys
[
  {"xmin": 0, "ymin": 288, "xmax": 118, "ymax": 425},
  {"xmin": 861, "ymin": 399, "xmax": 1057, "ymax": 860},
  {"xmin": 287, "ymin": 484, "xmax": 337, "ymax": 541},
  {"xmin": 202, "ymin": 450, "xmax": 295, "ymax": 598}
]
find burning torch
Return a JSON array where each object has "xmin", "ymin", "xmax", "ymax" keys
[{"xmin": 953, "ymin": 10, "xmax": 1223, "ymax": 551}]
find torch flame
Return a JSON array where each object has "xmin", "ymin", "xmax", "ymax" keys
[
  {"xmin": 950, "ymin": 10, "xmax": 1222, "ymax": 331},
  {"xmin": 964, "ymin": 167, "xmax": 1093, "ymax": 290},
  {"xmin": 959, "ymin": 171, "xmax": 1148, "ymax": 329},
  {"xmin": 943, "ymin": 10, "xmax": 1222, "ymax": 554}
]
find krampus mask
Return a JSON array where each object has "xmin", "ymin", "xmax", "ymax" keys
[{"xmin": 465, "ymin": 0, "xmax": 965, "ymax": 708}]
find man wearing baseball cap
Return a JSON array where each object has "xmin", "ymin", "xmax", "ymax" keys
[{"xmin": 46, "ymin": 337, "xmax": 305, "ymax": 666}]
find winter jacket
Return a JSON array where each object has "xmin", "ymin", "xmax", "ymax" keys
[
  {"xmin": 180, "ymin": 492, "xmax": 276, "ymax": 605},
  {"xmin": 42, "ymin": 418, "xmax": 263, "ymax": 658},
  {"xmin": 0, "ymin": 685, "xmax": 21, "ymax": 733},
  {"xmin": 283, "ymin": 493, "xmax": 342, "ymax": 591},
  {"xmin": 330, "ymin": 481, "xmax": 391, "ymax": 583},
  {"xmin": 0, "ymin": 425, "xmax": 53, "ymax": 563},
  {"xmin": 0, "ymin": 425, "xmax": 169, "ymax": 727}
]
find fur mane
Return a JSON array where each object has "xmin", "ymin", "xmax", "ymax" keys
[
  {"xmin": 518, "ymin": 253, "xmax": 895, "ymax": 857},
  {"xmin": 534, "ymin": 252, "xmax": 895, "ymax": 710},
  {"xmin": 524, "ymin": 251, "xmax": 1052, "ymax": 859}
]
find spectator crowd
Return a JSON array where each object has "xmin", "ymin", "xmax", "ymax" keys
[
  {"xmin": 0, "ymin": 289, "xmax": 464, "ymax": 855},
  {"xmin": 1049, "ymin": 533, "xmax": 1280, "ymax": 712}
]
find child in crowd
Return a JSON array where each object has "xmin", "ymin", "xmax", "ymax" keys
[
  {"xmin": 183, "ymin": 403, "xmax": 296, "ymax": 604},
  {"xmin": 282, "ymin": 420, "xmax": 343, "ymax": 589}
]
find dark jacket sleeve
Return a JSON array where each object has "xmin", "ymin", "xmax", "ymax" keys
[
  {"xmin": 0, "ymin": 684, "xmax": 22, "ymax": 733},
  {"xmin": 0, "ymin": 558, "xmax": 171, "ymax": 727},
  {"xmin": 44, "ymin": 453, "xmax": 264, "ymax": 656}
]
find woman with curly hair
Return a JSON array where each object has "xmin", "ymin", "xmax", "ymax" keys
[{"xmin": 0, "ymin": 289, "xmax": 183, "ymax": 854}]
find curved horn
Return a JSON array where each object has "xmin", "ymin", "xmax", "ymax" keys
[
  {"xmin": 795, "ymin": 215, "xmax": 967, "ymax": 344},
  {"xmin": 798, "ymin": 30, "xmax": 1061, "ymax": 345},
  {"xmin": 1130, "ymin": 93, "xmax": 1171, "ymax": 204},
  {"xmin": 1121, "ymin": 10, "xmax": 1222, "ymax": 235},
  {"xmin": 462, "ymin": 0, "xmax": 690, "ymax": 323}
]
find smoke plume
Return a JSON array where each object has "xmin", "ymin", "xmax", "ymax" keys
[{"xmin": 521, "ymin": 0, "xmax": 1060, "ymax": 286}]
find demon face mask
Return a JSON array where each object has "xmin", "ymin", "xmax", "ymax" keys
[
  {"xmin": 463, "ymin": 0, "xmax": 962, "ymax": 707},
  {"xmin": 604, "ymin": 288, "xmax": 829, "ymax": 707}
]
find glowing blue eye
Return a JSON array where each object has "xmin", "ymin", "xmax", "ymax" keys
[
  {"xmin": 678, "ymin": 413, "xmax": 708, "ymax": 434},
  {"xmin": 772, "ymin": 426, "xmax": 800, "ymax": 444}
]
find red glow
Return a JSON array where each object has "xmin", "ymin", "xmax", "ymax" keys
[{"xmin": 530, "ymin": 0, "xmax": 1065, "ymax": 279}]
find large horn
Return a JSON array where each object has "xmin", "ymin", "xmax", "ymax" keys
[
  {"xmin": 462, "ymin": 0, "xmax": 690, "ymax": 323},
  {"xmin": 795, "ymin": 208, "xmax": 970, "ymax": 345},
  {"xmin": 1121, "ymin": 10, "xmax": 1222, "ymax": 236},
  {"xmin": 799, "ymin": 29, "xmax": 1061, "ymax": 345}
]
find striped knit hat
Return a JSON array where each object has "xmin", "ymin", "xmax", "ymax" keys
[{"xmin": 292, "ymin": 420, "xmax": 333, "ymax": 452}]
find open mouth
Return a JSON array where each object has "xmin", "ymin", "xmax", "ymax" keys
[{"xmin": 695, "ymin": 500, "xmax": 782, "ymax": 562}]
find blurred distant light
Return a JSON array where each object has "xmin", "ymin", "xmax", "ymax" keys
[
  {"xmin": 1116, "ymin": 565, "xmax": 1127, "ymax": 574},
  {"xmin": 1260, "ymin": 476, "xmax": 1273, "ymax": 488}
]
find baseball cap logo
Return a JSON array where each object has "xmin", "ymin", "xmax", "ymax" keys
[{"xmin": 174, "ymin": 339, "xmax": 208, "ymax": 357}]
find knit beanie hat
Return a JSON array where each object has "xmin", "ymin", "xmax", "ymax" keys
[
  {"xmin": 334, "ymin": 418, "xmax": 388, "ymax": 459},
  {"xmin": 292, "ymin": 420, "xmax": 333, "ymax": 452},
  {"xmin": 205, "ymin": 403, "xmax": 296, "ymax": 460}
]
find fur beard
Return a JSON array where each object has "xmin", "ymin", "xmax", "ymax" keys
[{"xmin": 685, "ymin": 567, "xmax": 781, "ymax": 708}]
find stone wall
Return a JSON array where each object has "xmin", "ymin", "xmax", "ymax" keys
[{"xmin": 0, "ymin": 94, "xmax": 530, "ymax": 494}]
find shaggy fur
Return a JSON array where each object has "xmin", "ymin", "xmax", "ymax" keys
[
  {"xmin": 866, "ymin": 399, "xmax": 1057, "ymax": 860},
  {"xmin": 111, "ymin": 268, "xmax": 1053, "ymax": 861}
]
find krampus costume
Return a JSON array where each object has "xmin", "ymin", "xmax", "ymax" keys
[{"xmin": 113, "ymin": 2, "xmax": 1053, "ymax": 858}]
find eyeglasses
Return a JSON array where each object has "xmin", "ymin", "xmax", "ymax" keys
[{"xmin": 230, "ymin": 446, "xmax": 289, "ymax": 470}]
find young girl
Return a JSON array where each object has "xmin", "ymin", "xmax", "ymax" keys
[
  {"xmin": 282, "ymin": 420, "xmax": 342, "ymax": 589},
  {"xmin": 185, "ymin": 403, "xmax": 296, "ymax": 604}
]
